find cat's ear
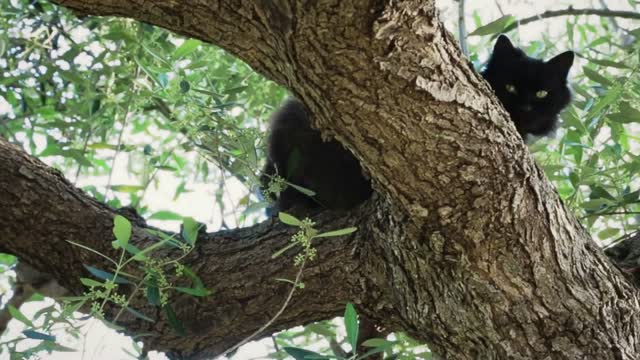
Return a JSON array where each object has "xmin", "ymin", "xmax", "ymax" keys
[
  {"xmin": 493, "ymin": 35, "xmax": 516, "ymax": 56},
  {"xmin": 547, "ymin": 51, "xmax": 574, "ymax": 79}
]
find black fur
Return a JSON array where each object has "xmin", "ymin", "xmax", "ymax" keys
[
  {"xmin": 482, "ymin": 35, "xmax": 574, "ymax": 140},
  {"xmin": 259, "ymin": 36, "xmax": 572, "ymax": 212},
  {"xmin": 261, "ymin": 98, "xmax": 372, "ymax": 213}
]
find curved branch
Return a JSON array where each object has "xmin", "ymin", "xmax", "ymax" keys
[
  {"xmin": 12, "ymin": 1, "xmax": 640, "ymax": 359},
  {"xmin": 0, "ymin": 138, "xmax": 385, "ymax": 358},
  {"xmin": 503, "ymin": 7, "xmax": 640, "ymax": 33}
]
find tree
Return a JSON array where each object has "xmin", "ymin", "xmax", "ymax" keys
[{"xmin": 1, "ymin": 0, "xmax": 640, "ymax": 358}]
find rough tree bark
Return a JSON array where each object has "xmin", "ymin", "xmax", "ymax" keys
[{"xmin": 0, "ymin": 0, "xmax": 637, "ymax": 358}]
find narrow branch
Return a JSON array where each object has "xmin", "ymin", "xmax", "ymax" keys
[
  {"xmin": 217, "ymin": 258, "xmax": 306, "ymax": 358},
  {"xmin": 582, "ymin": 211, "xmax": 640, "ymax": 219},
  {"xmin": 503, "ymin": 7, "xmax": 640, "ymax": 34},
  {"xmin": 597, "ymin": 0, "xmax": 621, "ymax": 32},
  {"xmin": 457, "ymin": 0, "xmax": 468, "ymax": 57}
]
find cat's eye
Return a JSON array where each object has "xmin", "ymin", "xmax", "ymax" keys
[
  {"xmin": 505, "ymin": 84, "xmax": 517, "ymax": 94},
  {"xmin": 536, "ymin": 90, "xmax": 548, "ymax": 99}
]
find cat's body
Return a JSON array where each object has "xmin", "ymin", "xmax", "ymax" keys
[
  {"xmin": 482, "ymin": 35, "xmax": 574, "ymax": 141},
  {"xmin": 260, "ymin": 36, "xmax": 574, "ymax": 213},
  {"xmin": 260, "ymin": 98, "xmax": 372, "ymax": 214}
]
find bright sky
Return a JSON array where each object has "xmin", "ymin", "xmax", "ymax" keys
[{"xmin": 1, "ymin": 0, "xmax": 635, "ymax": 359}]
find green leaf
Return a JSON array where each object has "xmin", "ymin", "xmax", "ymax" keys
[
  {"xmin": 272, "ymin": 242, "xmax": 298, "ymax": 259},
  {"xmin": 181, "ymin": 217, "xmax": 199, "ymax": 245},
  {"xmin": 154, "ymin": 165, "xmax": 178, "ymax": 172},
  {"xmin": 110, "ymin": 185, "xmax": 145, "ymax": 193},
  {"xmin": 468, "ymin": 15, "xmax": 515, "ymax": 36},
  {"xmin": 113, "ymin": 241, "xmax": 145, "ymax": 260},
  {"xmin": 158, "ymin": 73, "xmax": 169, "ymax": 88},
  {"xmin": 87, "ymin": 143, "xmax": 119, "ymax": 150},
  {"xmin": 598, "ymin": 228, "xmax": 620, "ymax": 239},
  {"xmin": 361, "ymin": 338, "xmax": 392, "ymax": 347},
  {"xmin": 182, "ymin": 267, "xmax": 209, "ymax": 292},
  {"xmin": 8, "ymin": 305, "xmax": 34, "ymax": 327},
  {"xmin": 288, "ymin": 182, "xmax": 316, "ymax": 197},
  {"xmin": 586, "ymin": 84, "xmax": 622, "ymax": 119},
  {"xmin": 279, "ymin": 212, "xmax": 303, "ymax": 226},
  {"xmin": 102, "ymin": 320, "xmax": 126, "ymax": 332},
  {"xmin": 581, "ymin": 199, "xmax": 612, "ymax": 210},
  {"xmin": 315, "ymin": 227, "xmax": 358, "ymax": 238},
  {"xmin": 306, "ymin": 323, "xmax": 335, "ymax": 338},
  {"xmin": 131, "ymin": 237, "xmax": 172, "ymax": 261},
  {"xmin": 146, "ymin": 286, "xmax": 161, "ymax": 306},
  {"xmin": 174, "ymin": 39, "xmax": 201, "ymax": 58},
  {"xmin": 587, "ymin": 58, "xmax": 629, "ymax": 69},
  {"xmin": 149, "ymin": 210, "xmax": 183, "ymax": 221},
  {"xmin": 582, "ymin": 67, "xmax": 613, "ymax": 86},
  {"xmin": 80, "ymin": 277, "xmax": 104, "ymax": 288},
  {"xmin": 163, "ymin": 305, "xmax": 186, "ymax": 336},
  {"xmin": 355, "ymin": 341, "xmax": 395, "ymax": 360},
  {"xmin": 617, "ymin": 102, "xmax": 640, "ymax": 123},
  {"xmin": 225, "ymin": 85, "xmax": 248, "ymax": 95},
  {"xmin": 0, "ymin": 254, "xmax": 16, "ymax": 265},
  {"xmin": 0, "ymin": 36, "xmax": 6, "ymax": 58},
  {"xmin": 623, "ymin": 190, "xmax": 640, "ymax": 204},
  {"xmin": 51, "ymin": 344, "xmax": 77, "ymax": 352},
  {"xmin": 174, "ymin": 287, "xmax": 211, "ymax": 297},
  {"xmin": 22, "ymin": 330, "xmax": 56, "ymax": 342},
  {"xmin": 243, "ymin": 201, "xmax": 269, "ymax": 216},
  {"xmin": 283, "ymin": 347, "xmax": 328, "ymax": 360},
  {"xmin": 607, "ymin": 112, "xmax": 636, "ymax": 124},
  {"xmin": 113, "ymin": 215, "xmax": 132, "ymax": 249},
  {"xmin": 84, "ymin": 265, "xmax": 132, "ymax": 284},
  {"xmin": 587, "ymin": 36, "xmax": 609, "ymax": 48},
  {"xmin": 125, "ymin": 307, "xmax": 154, "ymax": 322},
  {"xmin": 590, "ymin": 186, "xmax": 616, "ymax": 201},
  {"xmin": 344, "ymin": 303, "xmax": 359, "ymax": 352}
]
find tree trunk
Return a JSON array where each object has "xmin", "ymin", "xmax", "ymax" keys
[{"xmin": 0, "ymin": 0, "xmax": 635, "ymax": 358}]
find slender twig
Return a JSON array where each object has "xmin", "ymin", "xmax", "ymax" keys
[
  {"xmin": 105, "ymin": 66, "xmax": 140, "ymax": 201},
  {"xmin": 502, "ymin": 7, "xmax": 640, "ymax": 34},
  {"xmin": 582, "ymin": 211, "xmax": 640, "ymax": 219},
  {"xmin": 216, "ymin": 258, "xmax": 307, "ymax": 359},
  {"xmin": 74, "ymin": 127, "xmax": 93, "ymax": 185},
  {"xmin": 598, "ymin": 0, "xmax": 622, "ymax": 32},
  {"xmin": 494, "ymin": 1, "xmax": 505, "ymax": 17},
  {"xmin": 457, "ymin": 0, "xmax": 468, "ymax": 57}
]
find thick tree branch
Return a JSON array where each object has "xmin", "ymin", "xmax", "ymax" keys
[
  {"xmin": 11, "ymin": 0, "xmax": 640, "ymax": 358},
  {"xmin": 0, "ymin": 138, "xmax": 389, "ymax": 358},
  {"xmin": 502, "ymin": 7, "xmax": 640, "ymax": 34}
]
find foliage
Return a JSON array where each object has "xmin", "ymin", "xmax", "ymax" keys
[
  {"xmin": 0, "ymin": 0, "xmax": 285, "ymax": 226},
  {"xmin": 2, "ymin": 215, "xmax": 210, "ymax": 357},
  {"xmin": 277, "ymin": 304, "xmax": 431, "ymax": 360},
  {"xmin": 466, "ymin": 9, "xmax": 640, "ymax": 246},
  {"xmin": 0, "ymin": 0, "xmax": 639, "ymax": 358}
]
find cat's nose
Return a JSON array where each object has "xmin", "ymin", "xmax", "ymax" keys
[{"xmin": 521, "ymin": 104, "xmax": 532, "ymax": 112}]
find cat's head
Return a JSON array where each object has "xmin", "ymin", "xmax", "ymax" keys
[{"xmin": 483, "ymin": 35, "xmax": 574, "ymax": 137}]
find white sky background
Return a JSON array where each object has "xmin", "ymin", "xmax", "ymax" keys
[{"xmin": 1, "ymin": 0, "xmax": 637, "ymax": 359}]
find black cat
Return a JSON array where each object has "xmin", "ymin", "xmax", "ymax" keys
[
  {"xmin": 260, "ymin": 36, "xmax": 573, "ymax": 213},
  {"xmin": 482, "ymin": 35, "xmax": 574, "ymax": 140},
  {"xmin": 260, "ymin": 98, "xmax": 372, "ymax": 214}
]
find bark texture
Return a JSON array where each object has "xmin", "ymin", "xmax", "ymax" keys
[
  {"xmin": 0, "ymin": 138, "xmax": 381, "ymax": 357},
  {"xmin": 0, "ymin": 0, "xmax": 636, "ymax": 358}
]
